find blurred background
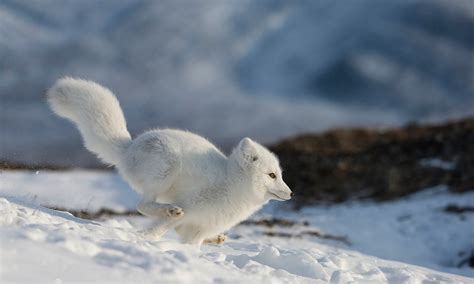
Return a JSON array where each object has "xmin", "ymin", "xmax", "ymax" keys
[{"xmin": 0, "ymin": 0, "xmax": 473, "ymax": 168}]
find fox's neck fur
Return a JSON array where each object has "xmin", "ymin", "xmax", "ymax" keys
[{"xmin": 218, "ymin": 158, "xmax": 266, "ymax": 227}]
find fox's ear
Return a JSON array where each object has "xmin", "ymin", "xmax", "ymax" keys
[{"xmin": 236, "ymin": 137, "xmax": 259, "ymax": 166}]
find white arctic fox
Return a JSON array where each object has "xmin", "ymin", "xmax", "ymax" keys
[{"xmin": 47, "ymin": 78, "xmax": 292, "ymax": 245}]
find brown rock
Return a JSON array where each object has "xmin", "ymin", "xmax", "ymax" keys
[{"xmin": 270, "ymin": 118, "xmax": 474, "ymax": 205}]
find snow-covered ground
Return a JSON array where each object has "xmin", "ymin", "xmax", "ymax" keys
[{"xmin": 1, "ymin": 170, "xmax": 473, "ymax": 282}]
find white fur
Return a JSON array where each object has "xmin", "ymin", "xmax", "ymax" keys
[
  {"xmin": 47, "ymin": 77, "xmax": 293, "ymax": 245},
  {"xmin": 47, "ymin": 77, "xmax": 131, "ymax": 165}
]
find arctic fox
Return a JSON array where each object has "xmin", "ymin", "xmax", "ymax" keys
[{"xmin": 47, "ymin": 78, "xmax": 293, "ymax": 245}]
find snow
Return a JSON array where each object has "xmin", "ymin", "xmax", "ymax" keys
[
  {"xmin": 0, "ymin": 170, "xmax": 139, "ymax": 212},
  {"xmin": 0, "ymin": 170, "xmax": 472, "ymax": 282},
  {"xmin": 295, "ymin": 187, "xmax": 474, "ymax": 276},
  {"xmin": 420, "ymin": 158, "xmax": 456, "ymax": 171}
]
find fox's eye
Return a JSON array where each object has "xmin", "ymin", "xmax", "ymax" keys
[{"xmin": 268, "ymin": 173, "xmax": 277, "ymax": 179}]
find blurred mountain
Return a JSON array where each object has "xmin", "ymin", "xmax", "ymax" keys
[{"xmin": 0, "ymin": 0, "xmax": 473, "ymax": 167}]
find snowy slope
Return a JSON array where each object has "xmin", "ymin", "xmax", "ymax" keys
[
  {"xmin": 0, "ymin": 170, "xmax": 139, "ymax": 212},
  {"xmin": 1, "ymin": 196, "xmax": 472, "ymax": 283},
  {"xmin": 1, "ymin": 0, "xmax": 473, "ymax": 167},
  {"xmin": 0, "ymin": 170, "xmax": 473, "ymax": 282}
]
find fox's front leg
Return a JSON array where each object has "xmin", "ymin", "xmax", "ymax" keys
[
  {"xmin": 203, "ymin": 234, "xmax": 226, "ymax": 245},
  {"xmin": 137, "ymin": 199, "xmax": 184, "ymax": 219}
]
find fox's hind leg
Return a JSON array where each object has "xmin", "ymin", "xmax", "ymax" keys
[
  {"xmin": 137, "ymin": 200, "xmax": 184, "ymax": 219},
  {"xmin": 140, "ymin": 218, "xmax": 181, "ymax": 240},
  {"xmin": 138, "ymin": 200, "xmax": 184, "ymax": 240},
  {"xmin": 121, "ymin": 132, "xmax": 181, "ymax": 204},
  {"xmin": 203, "ymin": 234, "xmax": 226, "ymax": 245}
]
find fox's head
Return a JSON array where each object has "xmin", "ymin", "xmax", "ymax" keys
[{"xmin": 230, "ymin": 137, "xmax": 293, "ymax": 202}]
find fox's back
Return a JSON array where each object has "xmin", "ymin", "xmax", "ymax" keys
[{"xmin": 155, "ymin": 129, "xmax": 223, "ymax": 155}]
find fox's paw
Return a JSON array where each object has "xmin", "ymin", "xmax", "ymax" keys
[
  {"xmin": 215, "ymin": 234, "xmax": 226, "ymax": 244},
  {"xmin": 166, "ymin": 206, "xmax": 184, "ymax": 219},
  {"xmin": 204, "ymin": 234, "xmax": 226, "ymax": 245}
]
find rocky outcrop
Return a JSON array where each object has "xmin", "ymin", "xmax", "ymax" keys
[{"xmin": 270, "ymin": 118, "xmax": 474, "ymax": 205}]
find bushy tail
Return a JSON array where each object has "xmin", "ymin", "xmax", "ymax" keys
[{"xmin": 47, "ymin": 77, "xmax": 132, "ymax": 165}]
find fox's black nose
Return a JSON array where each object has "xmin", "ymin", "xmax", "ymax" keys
[{"xmin": 290, "ymin": 192, "xmax": 294, "ymax": 197}]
